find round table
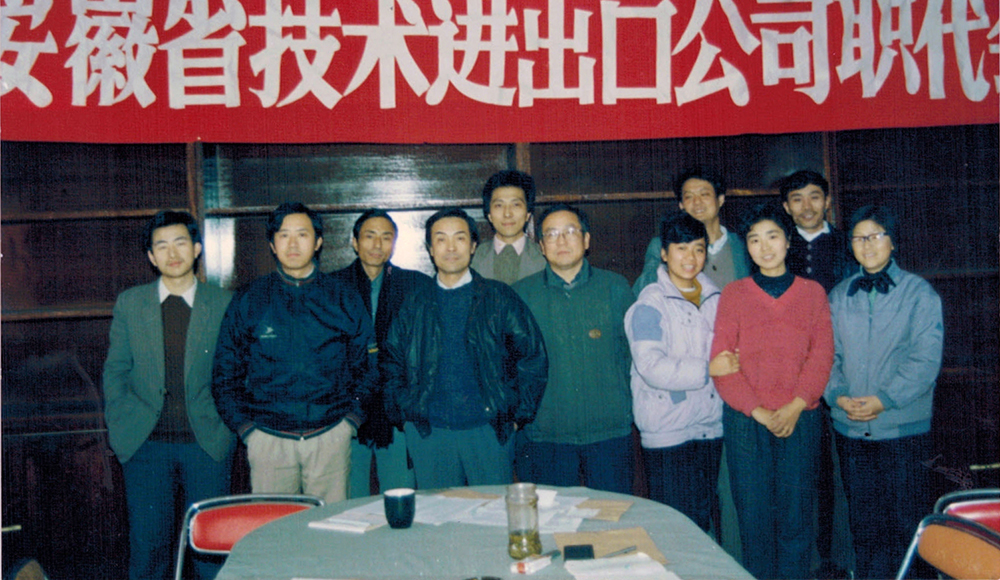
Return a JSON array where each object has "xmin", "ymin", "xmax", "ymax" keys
[{"xmin": 215, "ymin": 485, "xmax": 753, "ymax": 580}]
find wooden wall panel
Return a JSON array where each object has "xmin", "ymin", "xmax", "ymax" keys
[
  {"xmin": 204, "ymin": 143, "xmax": 512, "ymax": 210},
  {"xmin": 1, "ymin": 142, "xmax": 187, "ymax": 214},
  {"xmin": 530, "ymin": 133, "xmax": 825, "ymax": 195}
]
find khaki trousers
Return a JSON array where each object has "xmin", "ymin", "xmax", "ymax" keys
[{"xmin": 246, "ymin": 420, "xmax": 354, "ymax": 504}]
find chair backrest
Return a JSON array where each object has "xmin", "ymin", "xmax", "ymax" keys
[
  {"xmin": 896, "ymin": 514, "xmax": 1000, "ymax": 580},
  {"xmin": 175, "ymin": 494, "xmax": 323, "ymax": 580},
  {"xmin": 935, "ymin": 488, "xmax": 1000, "ymax": 533}
]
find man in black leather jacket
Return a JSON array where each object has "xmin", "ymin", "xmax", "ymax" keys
[{"xmin": 382, "ymin": 207, "xmax": 548, "ymax": 488}]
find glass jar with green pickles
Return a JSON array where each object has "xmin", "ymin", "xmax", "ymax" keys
[{"xmin": 506, "ymin": 482, "xmax": 541, "ymax": 559}]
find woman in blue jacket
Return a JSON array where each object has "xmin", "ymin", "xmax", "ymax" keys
[{"xmin": 825, "ymin": 206, "xmax": 943, "ymax": 580}]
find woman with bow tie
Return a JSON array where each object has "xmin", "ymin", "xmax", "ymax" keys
[{"xmin": 825, "ymin": 205, "xmax": 944, "ymax": 580}]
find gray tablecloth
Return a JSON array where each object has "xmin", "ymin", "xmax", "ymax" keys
[{"xmin": 215, "ymin": 486, "xmax": 753, "ymax": 580}]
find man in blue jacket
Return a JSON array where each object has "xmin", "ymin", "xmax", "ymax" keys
[
  {"xmin": 103, "ymin": 211, "xmax": 233, "ymax": 580},
  {"xmin": 382, "ymin": 207, "xmax": 548, "ymax": 488},
  {"xmin": 213, "ymin": 202, "xmax": 375, "ymax": 503}
]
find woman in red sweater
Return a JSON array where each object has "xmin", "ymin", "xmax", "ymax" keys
[{"xmin": 710, "ymin": 203, "xmax": 834, "ymax": 580}]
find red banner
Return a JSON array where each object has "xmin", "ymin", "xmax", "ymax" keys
[{"xmin": 1, "ymin": 0, "xmax": 996, "ymax": 144}]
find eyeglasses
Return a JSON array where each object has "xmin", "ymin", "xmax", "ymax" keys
[
  {"xmin": 850, "ymin": 232, "xmax": 889, "ymax": 244},
  {"xmin": 541, "ymin": 227, "xmax": 583, "ymax": 241}
]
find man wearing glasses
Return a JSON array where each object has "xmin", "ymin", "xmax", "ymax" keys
[{"xmin": 513, "ymin": 204, "xmax": 635, "ymax": 493}]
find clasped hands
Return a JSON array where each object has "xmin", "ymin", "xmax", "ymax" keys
[
  {"xmin": 708, "ymin": 350, "xmax": 805, "ymax": 438},
  {"xmin": 836, "ymin": 395, "xmax": 884, "ymax": 422}
]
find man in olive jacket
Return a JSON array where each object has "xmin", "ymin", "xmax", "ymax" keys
[
  {"xmin": 513, "ymin": 204, "xmax": 634, "ymax": 493},
  {"xmin": 382, "ymin": 207, "xmax": 548, "ymax": 488},
  {"xmin": 103, "ymin": 211, "xmax": 233, "ymax": 580}
]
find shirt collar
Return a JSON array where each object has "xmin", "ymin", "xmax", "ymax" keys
[
  {"xmin": 158, "ymin": 278, "xmax": 196, "ymax": 307},
  {"xmin": 797, "ymin": 221, "xmax": 831, "ymax": 242},
  {"xmin": 492, "ymin": 234, "xmax": 527, "ymax": 255},
  {"xmin": 707, "ymin": 226, "xmax": 729, "ymax": 256},
  {"xmin": 545, "ymin": 259, "xmax": 591, "ymax": 290},
  {"xmin": 437, "ymin": 269, "xmax": 473, "ymax": 289}
]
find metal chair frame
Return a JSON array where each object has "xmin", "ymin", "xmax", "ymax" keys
[
  {"xmin": 894, "ymin": 513, "xmax": 1000, "ymax": 580},
  {"xmin": 174, "ymin": 493, "xmax": 323, "ymax": 580}
]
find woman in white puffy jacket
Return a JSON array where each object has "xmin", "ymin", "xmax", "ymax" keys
[{"xmin": 625, "ymin": 212, "xmax": 738, "ymax": 532}]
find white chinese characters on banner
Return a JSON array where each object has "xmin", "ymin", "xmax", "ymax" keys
[
  {"xmin": 1, "ymin": 0, "xmax": 57, "ymax": 106},
  {"xmin": 160, "ymin": 0, "xmax": 247, "ymax": 109},
  {"xmin": 0, "ymin": 0, "xmax": 996, "ymax": 110},
  {"xmin": 64, "ymin": 0, "xmax": 158, "ymax": 107}
]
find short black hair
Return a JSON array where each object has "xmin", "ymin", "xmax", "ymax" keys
[
  {"xmin": 424, "ymin": 207, "xmax": 479, "ymax": 247},
  {"xmin": 481, "ymin": 170, "xmax": 536, "ymax": 219},
  {"xmin": 777, "ymin": 170, "xmax": 829, "ymax": 201},
  {"xmin": 537, "ymin": 203, "xmax": 590, "ymax": 234},
  {"xmin": 144, "ymin": 210, "xmax": 201, "ymax": 253},
  {"xmin": 352, "ymin": 209, "xmax": 397, "ymax": 240},
  {"xmin": 740, "ymin": 201, "xmax": 794, "ymax": 240},
  {"xmin": 674, "ymin": 168, "xmax": 725, "ymax": 200},
  {"xmin": 144, "ymin": 211, "xmax": 202, "ymax": 275},
  {"xmin": 848, "ymin": 205, "xmax": 898, "ymax": 246},
  {"xmin": 266, "ymin": 201, "xmax": 324, "ymax": 258},
  {"xmin": 660, "ymin": 211, "xmax": 708, "ymax": 248}
]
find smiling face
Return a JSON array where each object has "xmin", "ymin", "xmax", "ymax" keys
[
  {"xmin": 352, "ymin": 216, "xmax": 396, "ymax": 273},
  {"xmin": 487, "ymin": 186, "xmax": 530, "ymax": 244},
  {"xmin": 147, "ymin": 223, "xmax": 201, "ymax": 283},
  {"xmin": 539, "ymin": 210, "xmax": 590, "ymax": 281},
  {"xmin": 851, "ymin": 219, "xmax": 894, "ymax": 274},
  {"xmin": 783, "ymin": 184, "xmax": 831, "ymax": 234},
  {"xmin": 678, "ymin": 178, "xmax": 724, "ymax": 227},
  {"xmin": 661, "ymin": 238, "xmax": 707, "ymax": 289},
  {"xmin": 746, "ymin": 219, "xmax": 790, "ymax": 277},
  {"xmin": 429, "ymin": 216, "xmax": 477, "ymax": 285},
  {"xmin": 270, "ymin": 213, "xmax": 323, "ymax": 278}
]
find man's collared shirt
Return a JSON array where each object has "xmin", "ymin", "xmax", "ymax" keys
[
  {"xmin": 707, "ymin": 226, "xmax": 730, "ymax": 256},
  {"xmin": 436, "ymin": 269, "xmax": 473, "ymax": 290},
  {"xmin": 158, "ymin": 278, "xmax": 197, "ymax": 306},
  {"xmin": 369, "ymin": 269, "xmax": 384, "ymax": 321},
  {"xmin": 545, "ymin": 261, "xmax": 590, "ymax": 291},
  {"xmin": 492, "ymin": 233, "xmax": 527, "ymax": 255},
  {"xmin": 797, "ymin": 221, "xmax": 831, "ymax": 243}
]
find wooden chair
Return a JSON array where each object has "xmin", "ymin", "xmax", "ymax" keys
[
  {"xmin": 174, "ymin": 493, "xmax": 323, "ymax": 580},
  {"xmin": 894, "ymin": 513, "xmax": 1000, "ymax": 580},
  {"xmin": 934, "ymin": 488, "xmax": 1000, "ymax": 533}
]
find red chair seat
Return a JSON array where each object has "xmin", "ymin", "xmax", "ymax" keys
[{"xmin": 190, "ymin": 502, "xmax": 315, "ymax": 553}]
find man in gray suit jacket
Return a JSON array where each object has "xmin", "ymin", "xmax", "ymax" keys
[
  {"xmin": 470, "ymin": 170, "xmax": 546, "ymax": 284},
  {"xmin": 103, "ymin": 211, "xmax": 234, "ymax": 580}
]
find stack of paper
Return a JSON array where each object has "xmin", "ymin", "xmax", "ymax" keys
[
  {"xmin": 308, "ymin": 503, "xmax": 387, "ymax": 533},
  {"xmin": 564, "ymin": 553, "xmax": 679, "ymax": 580}
]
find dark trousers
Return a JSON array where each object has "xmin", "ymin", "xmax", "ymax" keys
[
  {"xmin": 724, "ymin": 405, "xmax": 821, "ymax": 580},
  {"xmin": 122, "ymin": 440, "xmax": 231, "ymax": 580},
  {"xmin": 404, "ymin": 423, "xmax": 514, "ymax": 488},
  {"xmin": 836, "ymin": 431, "xmax": 933, "ymax": 580},
  {"xmin": 516, "ymin": 434, "xmax": 633, "ymax": 494},
  {"xmin": 643, "ymin": 438, "xmax": 723, "ymax": 533}
]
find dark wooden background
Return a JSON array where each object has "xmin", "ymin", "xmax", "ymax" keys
[{"xmin": 2, "ymin": 125, "xmax": 997, "ymax": 579}]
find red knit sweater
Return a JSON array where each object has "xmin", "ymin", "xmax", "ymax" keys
[{"xmin": 711, "ymin": 276, "xmax": 834, "ymax": 416}]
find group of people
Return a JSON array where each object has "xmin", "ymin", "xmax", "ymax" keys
[{"xmin": 103, "ymin": 168, "xmax": 943, "ymax": 580}]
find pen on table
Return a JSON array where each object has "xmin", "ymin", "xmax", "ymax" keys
[{"xmin": 602, "ymin": 545, "xmax": 637, "ymax": 558}]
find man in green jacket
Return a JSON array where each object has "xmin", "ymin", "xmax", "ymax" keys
[{"xmin": 513, "ymin": 204, "xmax": 635, "ymax": 493}]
